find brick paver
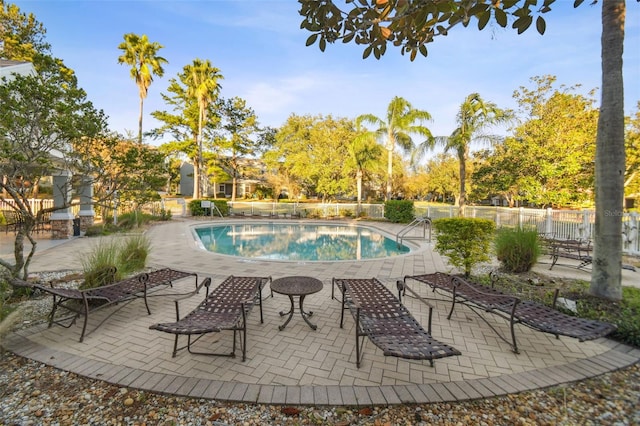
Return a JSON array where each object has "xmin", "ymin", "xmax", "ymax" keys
[{"xmin": 3, "ymin": 218, "xmax": 639, "ymax": 406}]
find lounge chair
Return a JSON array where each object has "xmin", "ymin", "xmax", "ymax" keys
[
  {"xmin": 11, "ymin": 268, "xmax": 198, "ymax": 342},
  {"xmin": 404, "ymin": 272, "xmax": 617, "ymax": 353},
  {"xmin": 333, "ymin": 277, "xmax": 461, "ymax": 368},
  {"xmin": 150, "ymin": 275, "xmax": 270, "ymax": 361}
]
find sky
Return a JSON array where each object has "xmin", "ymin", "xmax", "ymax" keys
[{"xmin": 10, "ymin": 0, "xmax": 640, "ymax": 147}]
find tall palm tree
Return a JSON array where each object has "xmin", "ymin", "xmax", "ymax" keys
[
  {"xmin": 358, "ymin": 96, "xmax": 432, "ymax": 200},
  {"xmin": 416, "ymin": 93, "xmax": 510, "ymax": 216},
  {"xmin": 590, "ymin": 0, "xmax": 625, "ymax": 301},
  {"xmin": 184, "ymin": 59, "xmax": 223, "ymax": 199},
  {"xmin": 347, "ymin": 124, "xmax": 383, "ymax": 215},
  {"xmin": 117, "ymin": 33, "xmax": 168, "ymax": 145}
]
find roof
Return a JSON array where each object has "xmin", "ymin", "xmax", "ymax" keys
[{"xmin": 0, "ymin": 60, "xmax": 36, "ymax": 79}]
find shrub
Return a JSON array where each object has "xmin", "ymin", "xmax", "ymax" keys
[
  {"xmin": 81, "ymin": 239, "xmax": 121, "ymax": 289},
  {"xmin": 116, "ymin": 211, "xmax": 154, "ymax": 230},
  {"xmin": 433, "ymin": 217, "xmax": 496, "ymax": 276},
  {"xmin": 384, "ymin": 200, "xmax": 414, "ymax": 223},
  {"xmin": 494, "ymin": 226, "xmax": 542, "ymax": 272},
  {"xmin": 159, "ymin": 208, "xmax": 172, "ymax": 221},
  {"xmin": 188, "ymin": 199, "xmax": 229, "ymax": 216},
  {"xmin": 117, "ymin": 235, "xmax": 151, "ymax": 276},
  {"xmin": 80, "ymin": 235, "xmax": 150, "ymax": 289}
]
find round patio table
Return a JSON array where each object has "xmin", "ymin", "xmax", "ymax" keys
[{"xmin": 270, "ymin": 276, "xmax": 323, "ymax": 331}]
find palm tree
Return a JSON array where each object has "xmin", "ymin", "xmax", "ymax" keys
[
  {"xmin": 416, "ymin": 93, "xmax": 510, "ymax": 216},
  {"xmin": 358, "ymin": 96, "xmax": 432, "ymax": 200},
  {"xmin": 590, "ymin": 0, "xmax": 625, "ymax": 301},
  {"xmin": 184, "ymin": 59, "xmax": 223, "ymax": 199},
  {"xmin": 347, "ymin": 124, "xmax": 383, "ymax": 215},
  {"xmin": 117, "ymin": 33, "xmax": 168, "ymax": 145}
]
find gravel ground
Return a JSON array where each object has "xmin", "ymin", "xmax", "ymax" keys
[
  {"xmin": 0, "ymin": 353, "xmax": 638, "ymax": 426},
  {"xmin": 2, "ymin": 271, "xmax": 639, "ymax": 425}
]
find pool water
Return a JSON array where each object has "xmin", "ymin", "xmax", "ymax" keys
[{"xmin": 194, "ymin": 223, "xmax": 410, "ymax": 261}]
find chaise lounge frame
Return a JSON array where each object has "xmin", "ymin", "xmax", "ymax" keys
[
  {"xmin": 150, "ymin": 275, "xmax": 271, "ymax": 362},
  {"xmin": 333, "ymin": 277, "xmax": 461, "ymax": 368},
  {"xmin": 12, "ymin": 268, "xmax": 198, "ymax": 342},
  {"xmin": 404, "ymin": 272, "xmax": 617, "ymax": 353}
]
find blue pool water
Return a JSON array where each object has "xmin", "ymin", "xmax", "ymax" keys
[{"xmin": 194, "ymin": 223, "xmax": 410, "ymax": 261}]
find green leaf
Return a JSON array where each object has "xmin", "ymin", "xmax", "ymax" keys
[
  {"xmin": 573, "ymin": 0, "xmax": 585, "ymax": 7},
  {"xmin": 363, "ymin": 44, "xmax": 373, "ymax": 59},
  {"xmin": 305, "ymin": 33, "xmax": 318, "ymax": 47},
  {"xmin": 477, "ymin": 11, "xmax": 491, "ymax": 30},
  {"xmin": 319, "ymin": 38, "xmax": 326, "ymax": 52},
  {"xmin": 536, "ymin": 16, "xmax": 546, "ymax": 35},
  {"xmin": 494, "ymin": 9, "xmax": 508, "ymax": 28},
  {"xmin": 513, "ymin": 15, "xmax": 533, "ymax": 34}
]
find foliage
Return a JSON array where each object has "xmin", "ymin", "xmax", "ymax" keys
[
  {"xmin": 494, "ymin": 226, "xmax": 541, "ymax": 273},
  {"xmin": 0, "ymin": 25, "xmax": 108, "ymax": 280},
  {"xmin": 115, "ymin": 211, "xmax": 154, "ymax": 230},
  {"xmin": 185, "ymin": 58, "xmax": 223, "ymax": 198},
  {"xmin": 415, "ymin": 93, "xmax": 511, "ymax": 215},
  {"xmin": 346, "ymin": 122, "xmax": 385, "ymax": 207},
  {"xmin": 298, "ymin": 0, "xmax": 627, "ymax": 301},
  {"xmin": 188, "ymin": 199, "xmax": 229, "ymax": 216},
  {"xmin": 565, "ymin": 285, "xmax": 640, "ymax": 348},
  {"xmin": 216, "ymin": 97, "xmax": 261, "ymax": 201},
  {"xmin": 299, "ymin": 0, "xmax": 556, "ymax": 61},
  {"xmin": 433, "ymin": 218, "xmax": 496, "ymax": 276},
  {"xmin": 357, "ymin": 96, "xmax": 432, "ymax": 201},
  {"xmin": 117, "ymin": 33, "xmax": 168, "ymax": 145},
  {"xmin": 80, "ymin": 235, "xmax": 151, "ymax": 290},
  {"xmin": 408, "ymin": 153, "xmax": 459, "ymax": 203},
  {"xmin": 625, "ymin": 102, "xmax": 640, "ymax": 200},
  {"xmin": 472, "ymin": 76, "xmax": 599, "ymax": 208},
  {"xmin": 384, "ymin": 200, "xmax": 414, "ymax": 223},
  {"xmin": 80, "ymin": 239, "xmax": 121, "ymax": 289},
  {"xmin": 117, "ymin": 235, "xmax": 151, "ymax": 276},
  {"xmin": 264, "ymin": 114, "xmax": 357, "ymax": 201}
]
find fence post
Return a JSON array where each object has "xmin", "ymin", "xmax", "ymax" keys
[
  {"xmin": 545, "ymin": 208, "xmax": 553, "ymax": 236},
  {"xmin": 580, "ymin": 209, "xmax": 590, "ymax": 241},
  {"xmin": 519, "ymin": 207, "xmax": 524, "ymax": 228}
]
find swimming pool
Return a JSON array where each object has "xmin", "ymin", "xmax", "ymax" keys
[{"xmin": 193, "ymin": 222, "xmax": 411, "ymax": 261}]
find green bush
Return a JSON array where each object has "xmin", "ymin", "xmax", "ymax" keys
[
  {"xmin": 433, "ymin": 217, "xmax": 496, "ymax": 276},
  {"xmin": 117, "ymin": 235, "xmax": 151, "ymax": 276},
  {"xmin": 81, "ymin": 239, "xmax": 121, "ymax": 289},
  {"xmin": 80, "ymin": 235, "xmax": 151, "ymax": 290},
  {"xmin": 384, "ymin": 200, "xmax": 414, "ymax": 223},
  {"xmin": 494, "ymin": 226, "xmax": 541, "ymax": 272},
  {"xmin": 188, "ymin": 199, "xmax": 229, "ymax": 216}
]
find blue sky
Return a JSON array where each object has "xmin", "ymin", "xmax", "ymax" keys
[{"xmin": 12, "ymin": 0, "xmax": 640, "ymax": 146}]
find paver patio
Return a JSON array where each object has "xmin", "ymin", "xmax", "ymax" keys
[{"xmin": 3, "ymin": 218, "xmax": 639, "ymax": 405}]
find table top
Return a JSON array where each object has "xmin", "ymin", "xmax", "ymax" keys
[{"xmin": 271, "ymin": 276, "xmax": 323, "ymax": 296}]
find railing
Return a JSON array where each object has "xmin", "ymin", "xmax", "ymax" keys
[
  {"xmin": 4, "ymin": 198, "xmax": 638, "ymax": 256},
  {"xmin": 396, "ymin": 216, "xmax": 432, "ymax": 247}
]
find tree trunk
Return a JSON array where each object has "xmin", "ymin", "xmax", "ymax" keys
[
  {"xmin": 356, "ymin": 169, "xmax": 363, "ymax": 216},
  {"xmin": 138, "ymin": 95, "xmax": 144, "ymax": 145},
  {"xmin": 232, "ymin": 174, "xmax": 237, "ymax": 201},
  {"xmin": 192, "ymin": 161, "xmax": 200, "ymax": 199},
  {"xmin": 386, "ymin": 146, "xmax": 393, "ymax": 201},
  {"xmin": 458, "ymin": 147, "xmax": 467, "ymax": 217},
  {"xmin": 194, "ymin": 108, "xmax": 204, "ymax": 199},
  {"xmin": 590, "ymin": 0, "xmax": 625, "ymax": 301}
]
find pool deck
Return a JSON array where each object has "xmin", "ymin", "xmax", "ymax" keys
[{"xmin": 3, "ymin": 218, "xmax": 639, "ymax": 406}]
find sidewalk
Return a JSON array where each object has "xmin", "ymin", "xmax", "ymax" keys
[{"xmin": 3, "ymin": 219, "xmax": 639, "ymax": 406}]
